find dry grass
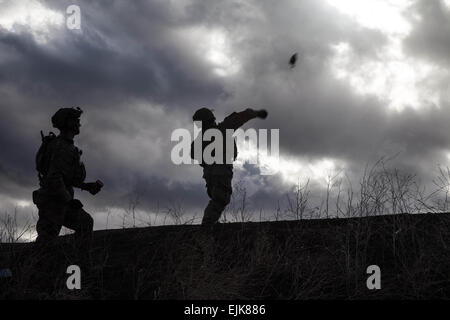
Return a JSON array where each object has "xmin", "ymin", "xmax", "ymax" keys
[{"xmin": 2, "ymin": 160, "xmax": 450, "ymax": 299}]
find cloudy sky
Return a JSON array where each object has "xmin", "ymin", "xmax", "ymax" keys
[{"xmin": 1, "ymin": 0, "xmax": 450, "ymax": 236}]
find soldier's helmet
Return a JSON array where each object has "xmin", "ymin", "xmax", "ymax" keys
[
  {"xmin": 192, "ymin": 107, "xmax": 215, "ymax": 122},
  {"xmin": 51, "ymin": 107, "xmax": 83, "ymax": 130}
]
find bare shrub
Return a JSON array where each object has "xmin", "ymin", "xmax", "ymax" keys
[
  {"xmin": 285, "ymin": 179, "xmax": 310, "ymax": 220},
  {"xmin": 224, "ymin": 179, "xmax": 252, "ymax": 223},
  {"xmin": 0, "ymin": 208, "xmax": 34, "ymax": 243}
]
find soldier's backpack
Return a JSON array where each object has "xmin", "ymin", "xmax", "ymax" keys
[
  {"xmin": 35, "ymin": 131, "xmax": 56, "ymax": 181},
  {"xmin": 190, "ymin": 131, "xmax": 237, "ymax": 166},
  {"xmin": 190, "ymin": 134, "xmax": 203, "ymax": 164}
]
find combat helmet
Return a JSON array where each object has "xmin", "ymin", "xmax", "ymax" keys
[
  {"xmin": 192, "ymin": 107, "xmax": 215, "ymax": 122},
  {"xmin": 51, "ymin": 107, "xmax": 83, "ymax": 130}
]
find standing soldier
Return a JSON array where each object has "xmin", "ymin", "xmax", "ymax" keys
[
  {"xmin": 191, "ymin": 107, "xmax": 268, "ymax": 225},
  {"xmin": 32, "ymin": 107, "xmax": 103, "ymax": 250}
]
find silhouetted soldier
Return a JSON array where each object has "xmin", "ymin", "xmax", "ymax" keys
[
  {"xmin": 191, "ymin": 107, "xmax": 268, "ymax": 225},
  {"xmin": 32, "ymin": 107, "xmax": 103, "ymax": 252}
]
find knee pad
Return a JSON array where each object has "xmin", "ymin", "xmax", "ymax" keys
[{"xmin": 77, "ymin": 211, "xmax": 94, "ymax": 232}]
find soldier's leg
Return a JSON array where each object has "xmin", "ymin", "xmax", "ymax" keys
[
  {"xmin": 35, "ymin": 205, "xmax": 63, "ymax": 244},
  {"xmin": 63, "ymin": 206, "xmax": 94, "ymax": 241},
  {"xmin": 62, "ymin": 206, "xmax": 94, "ymax": 266},
  {"xmin": 202, "ymin": 174, "xmax": 232, "ymax": 225},
  {"xmin": 33, "ymin": 206, "xmax": 64, "ymax": 292}
]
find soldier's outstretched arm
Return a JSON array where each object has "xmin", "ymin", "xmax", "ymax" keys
[
  {"xmin": 219, "ymin": 108, "xmax": 268, "ymax": 130},
  {"xmin": 80, "ymin": 180, "xmax": 103, "ymax": 195}
]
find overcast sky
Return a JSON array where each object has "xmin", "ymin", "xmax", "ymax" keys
[{"xmin": 1, "ymin": 0, "xmax": 450, "ymax": 236}]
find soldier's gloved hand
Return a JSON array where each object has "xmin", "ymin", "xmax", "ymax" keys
[
  {"xmin": 257, "ymin": 109, "xmax": 268, "ymax": 119},
  {"xmin": 82, "ymin": 182, "xmax": 102, "ymax": 195}
]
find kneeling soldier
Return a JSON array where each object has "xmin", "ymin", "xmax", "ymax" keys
[{"xmin": 32, "ymin": 107, "xmax": 103, "ymax": 251}]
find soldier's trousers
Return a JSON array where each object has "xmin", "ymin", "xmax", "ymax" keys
[
  {"xmin": 36, "ymin": 201, "xmax": 94, "ymax": 245},
  {"xmin": 202, "ymin": 172, "xmax": 233, "ymax": 225}
]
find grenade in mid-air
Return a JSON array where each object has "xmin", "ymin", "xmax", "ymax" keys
[{"xmin": 289, "ymin": 53, "xmax": 297, "ymax": 68}]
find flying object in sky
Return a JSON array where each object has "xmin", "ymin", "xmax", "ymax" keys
[{"xmin": 289, "ymin": 53, "xmax": 297, "ymax": 68}]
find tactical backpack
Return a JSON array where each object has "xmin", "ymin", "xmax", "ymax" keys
[
  {"xmin": 190, "ymin": 134, "xmax": 203, "ymax": 163},
  {"xmin": 35, "ymin": 131, "xmax": 56, "ymax": 182},
  {"xmin": 190, "ymin": 131, "xmax": 238, "ymax": 166}
]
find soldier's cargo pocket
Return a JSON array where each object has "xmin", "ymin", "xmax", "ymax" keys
[{"xmin": 32, "ymin": 189, "xmax": 45, "ymax": 208}]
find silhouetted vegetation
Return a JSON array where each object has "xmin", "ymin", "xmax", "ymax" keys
[{"xmin": 2, "ymin": 161, "xmax": 450, "ymax": 299}]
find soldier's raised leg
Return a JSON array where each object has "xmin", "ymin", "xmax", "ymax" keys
[{"xmin": 63, "ymin": 205, "xmax": 94, "ymax": 265}]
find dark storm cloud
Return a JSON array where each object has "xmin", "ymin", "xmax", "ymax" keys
[
  {"xmin": 0, "ymin": 0, "xmax": 230, "ymax": 218},
  {"xmin": 1, "ymin": 0, "xmax": 450, "ymax": 228},
  {"xmin": 0, "ymin": 25, "xmax": 224, "ymax": 108},
  {"xmin": 404, "ymin": 0, "xmax": 450, "ymax": 65},
  {"xmin": 212, "ymin": 0, "xmax": 450, "ymax": 179}
]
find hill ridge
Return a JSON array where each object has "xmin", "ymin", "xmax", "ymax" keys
[{"xmin": 1, "ymin": 212, "xmax": 450, "ymax": 299}]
